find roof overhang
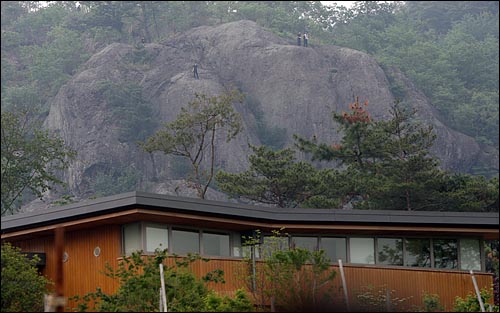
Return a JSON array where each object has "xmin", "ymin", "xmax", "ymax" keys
[{"xmin": 2, "ymin": 191, "xmax": 499, "ymax": 240}]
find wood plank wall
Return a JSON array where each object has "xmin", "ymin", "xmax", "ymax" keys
[
  {"xmin": 10, "ymin": 225, "xmax": 122, "ymax": 310},
  {"xmin": 9, "ymin": 226, "xmax": 494, "ymax": 312}
]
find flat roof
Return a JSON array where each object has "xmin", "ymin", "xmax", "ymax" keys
[{"xmin": 1, "ymin": 191, "xmax": 499, "ymax": 234}]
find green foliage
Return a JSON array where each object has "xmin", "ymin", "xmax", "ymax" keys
[
  {"xmin": 354, "ymin": 284, "xmax": 412, "ymax": 312},
  {"xmin": 96, "ymin": 80, "xmax": 157, "ymax": 143},
  {"xmin": 436, "ymin": 175, "xmax": 499, "ymax": 212},
  {"xmin": 93, "ymin": 166, "xmax": 140, "ymax": 197},
  {"xmin": 140, "ymin": 90, "xmax": 243, "ymax": 199},
  {"xmin": 216, "ymin": 145, "xmax": 343, "ymax": 208},
  {"xmin": 334, "ymin": 1, "xmax": 499, "ymax": 148},
  {"xmin": 70, "ymin": 249, "xmax": 253, "ymax": 312},
  {"xmin": 21, "ymin": 25, "xmax": 89, "ymax": 98},
  {"xmin": 243, "ymin": 229, "xmax": 337, "ymax": 312},
  {"xmin": 244, "ymin": 95, "xmax": 287, "ymax": 150},
  {"xmin": 295, "ymin": 98, "xmax": 499, "ymax": 211},
  {"xmin": 1, "ymin": 85, "xmax": 45, "ymax": 115},
  {"xmin": 453, "ymin": 288, "xmax": 498, "ymax": 312},
  {"xmin": 204, "ymin": 289, "xmax": 254, "ymax": 312},
  {"xmin": 125, "ymin": 46, "xmax": 157, "ymax": 65},
  {"xmin": 420, "ymin": 293, "xmax": 444, "ymax": 312},
  {"xmin": 1, "ymin": 242, "xmax": 53, "ymax": 312},
  {"xmin": 1, "ymin": 111, "xmax": 76, "ymax": 215}
]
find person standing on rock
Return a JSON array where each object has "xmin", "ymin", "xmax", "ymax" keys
[
  {"xmin": 297, "ymin": 33, "xmax": 301, "ymax": 46},
  {"xmin": 303, "ymin": 33, "xmax": 308, "ymax": 47},
  {"xmin": 193, "ymin": 63, "xmax": 199, "ymax": 79}
]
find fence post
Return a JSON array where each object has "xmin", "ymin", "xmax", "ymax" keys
[
  {"xmin": 338, "ymin": 259, "xmax": 350, "ymax": 311},
  {"xmin": 386, "ymin": 288, "xmax": 392, "ymax": 312},
  {"xmin": 470, "ymin": 270, "xmax": 485, "ymax": 312},
  {"xmin": 160, "ymin": 264, "xmax": 168, "ymax": 312}
]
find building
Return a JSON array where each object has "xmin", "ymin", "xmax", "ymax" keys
[{"xmin": 1, "ymin": 191, "xmax": 498, "ymax": 311}]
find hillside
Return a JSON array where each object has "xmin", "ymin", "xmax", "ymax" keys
[{"xmin": 38, "ymin": 20, "xmax": 498, "ymax": 204}]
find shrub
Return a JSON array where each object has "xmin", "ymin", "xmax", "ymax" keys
[
  {"xmin": 70, "ymin": 249, "xmax": 254, "ymax": 312},
  {"xmin": 1, "ymin": 243, "xmax": 53, "ymax": 312},
  {"xmin": 453, "ymin": 288, "xmax": 499, "ymax": 312},
  {"xmin": 354, "ymin": 284, "xmax": 412, "ymax": 312}
]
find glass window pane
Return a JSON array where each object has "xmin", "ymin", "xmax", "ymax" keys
[
  {"xmin": 349, "ymin": 238, "xmax": 375, "ymax": 264},
  {"xmin": 377, "ymin": 238, "xmax": 403, "ymax": 266},
  {"xmin": 232, "ymin": 233, "xmax": 242, "ymax": 257},
  {"xmin": 259, "ymin": 236, "xmax": 289, "ymax": 258},
  {"xmin": 460, "ymin": 239, "xmax": 481, "ymax": 271},
  {"xmin": 123, "ymin": 223, "xmax": 141, "ymax": 255},
  {"xmin": 433, "ymin": 239, "xmax": 458, "ymax": 269},
  {"xmin": 203, "ymin": 232, "xmax": 230, "ymax": 257},
  {"xmin": 146, "ymin": 226, "xmax": 168, "ymax": 253},
  {"xmin": 172, "ymin": 229, "xmax": 199, "ymax": 255},
  {"xmin": 321, "ymin": 237, "xmax": 346, "ymax": 263},
  {"xmin": 405, "ymin": 238, "xmax": 431, "ymax": 267},
  {"xmin": 292, "ymin": 236, "xmax": 318, "ymax": 251}
]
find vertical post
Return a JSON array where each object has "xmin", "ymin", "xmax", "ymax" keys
[
  {"xmin": 470, "ymin": 270, "xmax": 486, "ymax": 312},
  {"xmin": 55, "ymin": 227, "xmax": 64, "ymax": 303},
  {"xmin": 159, "ymin": 289, "xmax": 163, "ymax": 312},
  {"xmin": 46, "ymin": 227, "xmax": 66, "ymax": 312},
  {"xmin": 386, "ymin": 288, "xmax": 392, "ymax": 312},
  {"xmin": 338, "ymin": 259, "xmax": 350, "ymax": 311},
  {"xmin": 159, "ymin": 264, "xmax": 168, "ymax": 312},
  {"xmin": 251, "ymin": 245, "xmax": 256, "ymax": 292}
]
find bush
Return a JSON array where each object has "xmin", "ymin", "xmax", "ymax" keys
[
  {"xmin": 243, "ymin": 229, "xmax": 337, "ymax": 312},
  {"xmin": 453, "ymin": 288, "xmax": 499, "ymax": 312},
  {"xmin": 70, "ymin": 249, "xmax": 254, "ymax": 312},
  {"xmin": 1, "ymin": 243, "xmax": 53, "ymax": 312},
  {"xmin": 354, "ymin": 284, "xmax": 412, "ymax": 312}
]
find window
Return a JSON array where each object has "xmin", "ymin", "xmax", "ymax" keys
[
  {"xmin": 404, "ymin": 238, "xmax": 431, "ymax": 268},
  {"xmin": 172, "ymin": 229, "xmax": 200, "ymax": 255},
  {"xmin": 259, "ymin": 235, "xmax": 289, "ymax": 258},
  {"xmin": 145, "ymin": 224, "xmax": 168, "ymax": 253},
  {"xmin": 203, "ymin": 232, "xmax": 230, "ymax": 257},
  {"xmin": 232, "ymin": 233, "xmax": 242, "ymax": 257},
  {"xmin": 291, "ymin": 236, "xmax": 318, "ymax": 251},
  {"xmin": 349, "ymin": 238, "xmax": 374, "ymax": 264},
  {"xmin": 460, "ymin": 239, "xmax": 481, "ymax": 271},
  {"xmin": 377, "ymin": 238, "xmax": 403, "ymax": 266},
  {"xmin": 433, "ymin": 239, "xmax": 458, "ymax": 269},
  {"xmin": 123, "ymin": 223, "xmax": 141, "ymax": 255},
  {"xmin": 321, "ymin": 237, "xmax": 346, "ymax": 263}
]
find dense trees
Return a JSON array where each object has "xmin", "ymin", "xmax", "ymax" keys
[
  {"xmin": 294, "ymin": 98, "xmax": 498, "ymax": 211},
  {"xmin": 1, "ymin": 111, "xmax": 75, "ymax": 215},
  {"xmin": 216, "ymin": 145, "xmax": 344, "ymax": 208},
  {"xmin": 220, "ymin": 97, "xmax": 500, "ymax": 211}
]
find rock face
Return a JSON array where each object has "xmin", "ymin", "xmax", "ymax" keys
[{"xmin": 44, "ymin": 20, "xmax": 499, "ymax": 200}]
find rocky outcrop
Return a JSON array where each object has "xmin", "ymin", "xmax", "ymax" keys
[{"xmin": 44, "ymin": 20, "xmax": 499, "ymax": 201}]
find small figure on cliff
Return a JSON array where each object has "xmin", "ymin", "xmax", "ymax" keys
[
  {"xmin": 303, "ymin": 33, "xmax": 308, "ymax": 47},
  {"xmin": 297, "ymin": 33, "xmax": 301, "ymax": 46},
  {"xmin": 193, "ymin": 63, "xmax": 199, "ymax": 79}
]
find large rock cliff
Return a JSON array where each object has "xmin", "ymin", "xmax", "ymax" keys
[{"xmin": 44, "ymin": 20, "xmax": 499, "ymax": 202}]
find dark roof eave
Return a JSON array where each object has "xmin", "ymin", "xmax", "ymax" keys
[{"xmin": 1, "ymin": 191, "xmax": 499, "ymax": 234}]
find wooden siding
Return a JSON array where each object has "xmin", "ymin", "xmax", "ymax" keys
[
  {"xmin": 8, "ymin": 227, "xmax": 494, "ymax": 312},
  {"xmin": 10, "ymin": 225, "xmax": 122, "ymax": 310}
]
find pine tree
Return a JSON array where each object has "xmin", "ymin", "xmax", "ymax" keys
[
  {"xmin": 216, "ymin": 145, "xmax": 344, "ymax": 208},
  {"xmin": 296, "ymin": 98, "xmax": 444, "ymax": 210}
]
